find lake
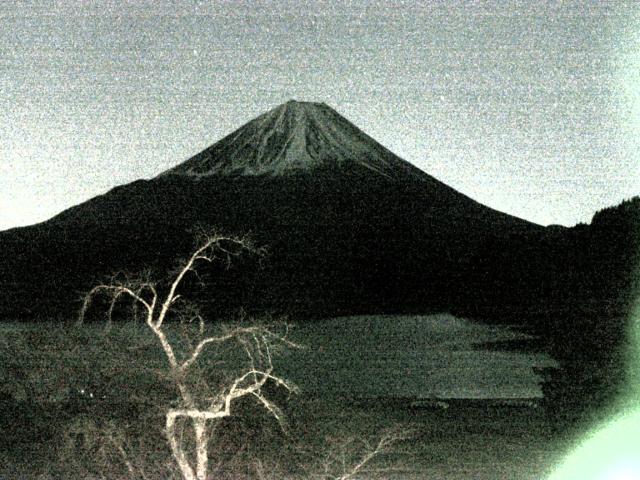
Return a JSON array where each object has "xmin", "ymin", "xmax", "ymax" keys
[{"xmin": 278, "ymin": 313, "xmax": 557, "ymax": 399}]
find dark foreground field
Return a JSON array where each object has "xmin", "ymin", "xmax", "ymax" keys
[
  {"xmin": 295, "ymin": 397, "xmax": 568, "ymax": 480},
  {"xmin": 0, "ymin": 319, "xmax": 580, "ymax": 479},
  {"xmin": 0, "ymin": 394, "xmax": 570, "ymax": 479}
]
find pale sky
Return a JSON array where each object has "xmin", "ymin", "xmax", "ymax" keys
[{"xmin": 1, "ymin": 0, "xmax": 639, "ymax": 230}]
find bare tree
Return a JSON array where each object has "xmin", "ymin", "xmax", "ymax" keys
[
  {"xmin": 80, "ymin": 232, "xmax": 298, "ymax": 480},
  {"xmin": 310, "ymin": 426, "xmax": 414, "ymax": 480}
]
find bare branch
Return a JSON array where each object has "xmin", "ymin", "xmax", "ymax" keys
[
  {"xmin": 307, "ymin": 426, "xmax": 414, "ymax": 480},
  {"xmin": 178, "ymin": 323, "xmax": 296, "ymax": 372},
  {"xmin": 78, "ymin": 284, "xmax": 152, "ymax": 325},
  {"xmin": 173, "ymin": 301, "xmax": 205, "ymax": 336},
  {"xmin": 179, "ymin": 326, "xmax": 260, "ymax": 371},
  {"xmin": 155, "ymin": 233, "xmax": 254, "ymax": 329},
  {"xmin": 251, "ymin": 391, "xmax": 288, "ymax": 430},
  {"xmin": 107, "ymin": 433, "xmax": 143, "ymax": 480},
  {"xmin": 335, "ymin": 427, "xmax": 413, "ymax": 480}
]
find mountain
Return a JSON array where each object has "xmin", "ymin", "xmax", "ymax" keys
[
  {"xmin": 162, "ymin": 100, "xmax": 426, "ymax": 179},
  {"xmin": 0, "ymin": 100, "xmax": 617, "ymax": 324}
]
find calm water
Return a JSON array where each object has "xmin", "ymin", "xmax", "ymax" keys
[{"xmin": 278, "ymin": 314, "xmax": 557, "ymax": 399}]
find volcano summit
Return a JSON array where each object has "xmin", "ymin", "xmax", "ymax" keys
[{"xmin": 162, "ymin": 100, "xmax": 425, "ymax": 179}]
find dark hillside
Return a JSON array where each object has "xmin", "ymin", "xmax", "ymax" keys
[{"xmin": 0, "ymin": 166, "xmax": 540, "ymax": 320}]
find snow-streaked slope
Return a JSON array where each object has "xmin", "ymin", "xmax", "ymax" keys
[{"xmin": 162, "ymin": 100, "xmax": 426, "ymax": 180}]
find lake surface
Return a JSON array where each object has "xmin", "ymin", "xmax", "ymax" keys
[{"xmin": 278, "ymin": 314, "xmax": 557, "ymax": 399}]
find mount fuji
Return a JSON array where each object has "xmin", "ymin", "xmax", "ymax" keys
[{"xmin": 0, "ymin": 100, "xmax": 557, "ymax": 319}]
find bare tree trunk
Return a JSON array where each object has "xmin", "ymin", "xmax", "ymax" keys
[
  {"xmin": 194, "ymin": 418, "xmax": 209, "ymax": 480},
  {"xmin": 166, "ymin": 414, "xmax": 197, "ymax": 480}
]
